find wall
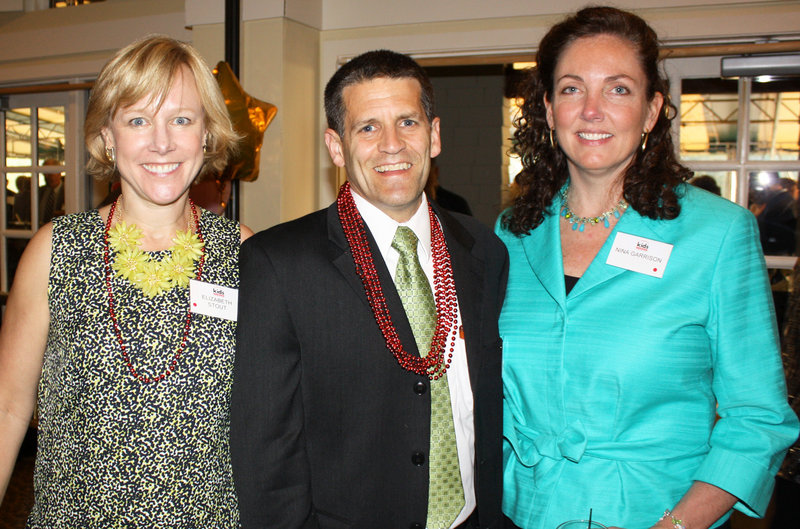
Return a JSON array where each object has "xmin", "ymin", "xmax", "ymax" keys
[
  {"xmin": 188, "ymin": 2, "xmax": 320, "ymax": 231},
  {"xmin": 317, "ymin": 2, "xmax": 800, "ymax": 209},
  {"xmin": 235, "ymin": 17, "xmax": 319, "ymax": 231},
  {"xmin": 320, "ymin": 0, "xmax": 774, "ymax": 30},
  {"xmin": 0, "ymin": 0, "xmax": 797, "ymax": 231},
  {"xmin": 430, "ymin": 68, "xmax": 505, "ymax": 228},
  {"xmin": 0, "ymin": 0, "xmax": 320, "ymax": 233},
  {"xmin": 186, "ymin": 1, "xmax": 800, "ymax": 225},
  {"xmin": 0, "ymin": 0, "xmax": 189, "ymax": 84},
  {"xmin": 0, "ymin": 0, "xmax": 190, "ymax": 222}
]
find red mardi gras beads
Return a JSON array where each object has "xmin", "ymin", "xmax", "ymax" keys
[
  {"xmin": 337, "ymin": 182, "xmax": 459, "ymax": 379},
  {"xmin": 103, "ymin": 197, "xmax": 205, "ymax": 383}
]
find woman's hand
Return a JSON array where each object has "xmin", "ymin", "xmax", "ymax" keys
[
  {"xmin": 634, "ymin": 481, "xmax": 737, "ymax": 529},
  {"xmin": 605, "ymin": 481, "xmax": 737, "ymax": 529}
]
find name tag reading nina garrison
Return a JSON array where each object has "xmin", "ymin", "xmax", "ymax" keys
[
  {"xmin": 605, "ymin": 231, "xmax": 673, "ymax": 278},
  {"xmin": 190, "ymin": 279, "xmax": 238, "ymax": 321}
]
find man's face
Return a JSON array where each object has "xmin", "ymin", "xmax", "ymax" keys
[
  {"xmin": 325, "ymin": 77, "xmax": 440, "ymax": 223},
  {"xmin": 45, "ymin": 172, "xmax": 62, "ymax": 188}
]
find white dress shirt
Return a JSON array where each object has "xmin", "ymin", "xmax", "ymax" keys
[{"xmin": 351, "ymin": 190, "xmax": 475, "ymax": 528}]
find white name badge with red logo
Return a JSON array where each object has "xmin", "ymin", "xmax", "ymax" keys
[
  {"xmin": 606, "ymin": 231, "xmax": 673, "ymax": 278},
  {"xmin": 190, "ymin": 279, "xmax": 238, "ymax": 321}
]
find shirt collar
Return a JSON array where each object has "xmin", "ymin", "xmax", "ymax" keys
[{"xmin": 350, "ymin": 189, "xmax": 432, "ymax": 263}]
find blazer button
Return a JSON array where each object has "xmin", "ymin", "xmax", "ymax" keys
[
  {"xmin": 413, "ymin": 380, "xmax": 427, "ymax": 395},
  {"xmin": 410, "ymin": 524, "xmax": 424, "ymax": 529},
  {"xmin": 411, "ymin": 452, "xmax": 425, "ymax": 466}
]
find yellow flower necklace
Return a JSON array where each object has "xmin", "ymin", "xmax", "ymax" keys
[
  {"xmin": 102, "ymin": 196, "xmax": 205, "ymax": 383},
  {"xmin": 106, "ymin": 201, "xmax": 205, "ymax": 297}
]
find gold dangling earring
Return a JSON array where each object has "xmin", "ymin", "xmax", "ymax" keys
[
  {"xmin": 641, "ymin": 130, "xmax": 650, "ymax": 152},
  {"xmin": 203, "ymin": 134, "xmax": 209, "ymax": 154},
  {"xmin": 549, "ymin": 128, "xmax": 557, "ymax": 149},
  {"xmin": 105, "ymin": 145, "xmax": 117, "ymax": 174}
]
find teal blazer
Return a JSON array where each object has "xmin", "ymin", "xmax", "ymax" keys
[{"xmin": 496, "ymin": 185, "xmax": 799, "ymax": 529}]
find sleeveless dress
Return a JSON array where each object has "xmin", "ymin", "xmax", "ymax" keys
[{"xmin": 27, "ymin": 209, "xmax": 241, "ymax": 528}]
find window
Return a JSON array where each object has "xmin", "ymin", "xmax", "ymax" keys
[
  {"xmin": 672, "ymin": 55, "xmax": 800, "ymax": 268},
  {"xmin": 1, "ymin": 90, "xmax": 86, "ymax": 292}
]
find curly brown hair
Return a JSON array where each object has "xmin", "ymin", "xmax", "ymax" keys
[{"xmin": 503, "ymin": 6, "xmax": 692, "ymax": 235}]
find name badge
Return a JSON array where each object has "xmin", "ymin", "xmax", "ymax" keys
[
  {"xmin": 190, "ymin": 279, "xmax": 238, "ymax": 321},
  {"xmin": 605, "ymin": 231, "xmax": 673, "ymax": 278}
]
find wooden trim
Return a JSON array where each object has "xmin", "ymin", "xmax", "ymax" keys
[
  {"xmin": 0, "ymin": 40, "xmax": 796, "ymax": 93},
  {"xmin": 0, "ymin": 82, "xmax": 94, "ymax": 96},
  {"xmin": 416, "ymin": 54, "xmax": 536, "ymax": 67},
  {"xmin": 2, "ymin": 42, "xmax": 798, "ymax": 93},
  {"xmin": 415, "ymin": 40, "xmax": 800, "ymax": 67},
  {"xmin": 661, "ymin": 40, "xmax": 800, "ymax": 59}
]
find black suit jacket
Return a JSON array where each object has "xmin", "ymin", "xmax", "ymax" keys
[{"xmin": 231, "ymin": 201, "xmax": 508, "ymax": 529}]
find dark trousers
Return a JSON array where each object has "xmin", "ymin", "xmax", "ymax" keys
[{"xmin": 771, "ymin": 477, "xmax": 800, "ymax": 528}]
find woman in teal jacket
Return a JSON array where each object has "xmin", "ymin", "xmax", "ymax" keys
[{"xmin": 497, "ymin": 7, "xmax": 799, "ymax": 529}]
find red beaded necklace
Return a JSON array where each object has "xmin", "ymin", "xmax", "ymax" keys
[
  {"xmin": 103, "ymin": 197, "xmax": 205, "ymax": 383},
  {"xmin": 337, "ymin": 182, "xmax": 459, "ymax": 379}
]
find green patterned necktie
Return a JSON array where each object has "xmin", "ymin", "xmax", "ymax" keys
[{"xmin": 392, "ymin": 226, "xmax": 465, "ymax": 529}]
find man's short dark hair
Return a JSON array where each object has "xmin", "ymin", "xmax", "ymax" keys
[{"xmin": 324, "ymin": 49, "xmax": 435, "ymax": 136}]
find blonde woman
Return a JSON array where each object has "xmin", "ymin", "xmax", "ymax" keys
[{"xmin": 0, "ymin": 35, "xmax": 251, "ymax": 527}]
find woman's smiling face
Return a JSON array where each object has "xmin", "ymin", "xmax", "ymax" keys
[
  {"xmin": 545, "ymin": 33, "xmax": 663, "ymax": 185},
  {"xmin": 102, "ymin": 65, "xmax": 207, "ymax": 207}
]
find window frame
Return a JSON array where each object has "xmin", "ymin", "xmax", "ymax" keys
[
  {"xmin": 667, "ymin": 55, "xmax": 800, "ymax": 269},
  {"xmin": 0, "ymin": 88, "xmax": 87, "ymax": 292}
]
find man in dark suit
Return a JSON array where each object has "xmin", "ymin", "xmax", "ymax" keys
[
  {"xmin": 231, "ymin": 50, "xmax": 507, "ymax": 529},
  {"xmin": 38, "ymin": 159, "xmax": 64, "ymax": 225}
]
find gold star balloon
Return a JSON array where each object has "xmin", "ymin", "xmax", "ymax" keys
[{"xmin": 214, "ymin": 61, "xmax": 277, "ymax": 182}]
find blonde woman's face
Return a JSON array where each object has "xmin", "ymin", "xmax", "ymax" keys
[{"xmin": 102, "ymin": 65, "xmax": 207, "ymax": 207}]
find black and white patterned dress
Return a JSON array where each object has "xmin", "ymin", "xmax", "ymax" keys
[{"xmin": 28, "ymin": 209, "xmax": 240, "ymax": 528}]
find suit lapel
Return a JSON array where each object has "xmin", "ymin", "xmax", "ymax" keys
[
  {"xmin": 521, "ymin": 208, "xmax": 567, "ymax": 310},
  {"xmin": 328, "ymin": 203, "xmax": 371, "ymax": 308},
  {"xmin": 434, "ymin": 205, "xmax": 484, "ymax": 389},
  {"xmin": 326, "ymin": 203, "xmax": 420, "ymax": 356},
  {"xmin": 569, "ymin": 205, "xmax": 666, "ymax": 298},
  {"xmin": 519, "ymin": 194, "xmax": 670, "ymax": 303}
]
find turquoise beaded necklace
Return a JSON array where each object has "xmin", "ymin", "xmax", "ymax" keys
[{"xmin": 559, "ymin": 186, "xmax": 628, "ymax": 232}]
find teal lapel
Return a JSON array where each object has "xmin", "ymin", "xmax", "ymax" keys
[
  {"xmin": 570, "ymin": 206, "xmax": 668, "ymax": 298},
  {"xmin": 520, "ymin": 208, "xmax": 567, "ymax": 310}
]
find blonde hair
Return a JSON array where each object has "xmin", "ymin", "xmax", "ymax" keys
[{"xmin": 85, "ymin": 35, "xmax": 239, "ymax": 181}]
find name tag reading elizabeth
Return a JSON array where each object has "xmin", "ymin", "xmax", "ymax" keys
[
  {"xmin": 605, "ymin": 231, "xmax": 673, "ymax": 278},
  {"xmin": 190, "ymin": 279, "xmax": 238, "ymax": 321}
]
